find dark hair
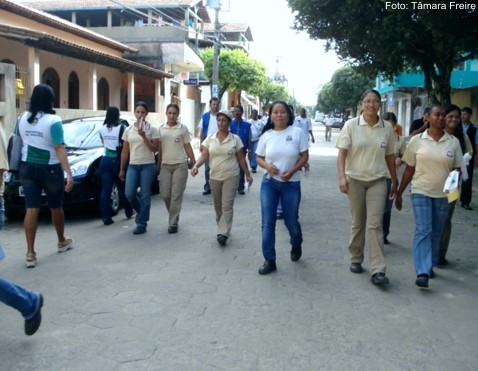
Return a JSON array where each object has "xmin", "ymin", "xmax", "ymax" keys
[
  {"xmin": 28, "ymin": 84, "xmax": 56, "ymax": 123},
  {"xmin": 234, "ymin": 104, "xmax": 244, "ymax": 113},
  {"xmin": 104, "ymin": 106, "xmax": 120, "ymax": 128},
  {"xmin": 209, "ymin": 97, "xmax": 219, "ymax": 104},
  {"xmin": 166, "ymin": 103, "xmax": 180, "ymax": 113},
  {"xmin": 134, "ymin": 101, "xmax": 149, "ymax": 113},
  {"xmin": 462, "ymin": 107, "xmax": 473, "ymax": 115},
  {"xmin": 382, "ymin": 112, "xmax": 397, "ymax": 123},
  {"xmin": 361, "ymin": 89, "xmax": 381, "ymax": 101},
  {"xmin": 445, "ymin": 104, "xmax": 466, "ymax": 153},
  {"xmin": 261, "ymin": 100, "xmax": 294, "ymax": 134}
]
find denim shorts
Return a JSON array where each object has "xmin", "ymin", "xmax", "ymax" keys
[{"xmin": 19, "ymin": 162, "xmax": 64, "ymax": 208}]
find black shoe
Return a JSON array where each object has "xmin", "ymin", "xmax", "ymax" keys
[
  {"xmin": 415, "ymin": 274, "xmax": 429, "ymax": 288},
  {"xmin": 25, "ymin": 294, "xmax": 43, "ymax": 336},
  {"xmin": 371, "ymin": 272, "xmax": 389, "ymax": 285},
  {"xmin": 258, "ymin": 259, "xmax": 277, "ymax": 275},
  {"xmin": 464, "ymin": 204, "xmax": 472, "ymax": 210},
  {"xmin": 133, "ymin": 227, "xmax": 146, "ymax": 235},
  {"xmin": 429, "ymin": 270, "xmax": 435, "ymax": 278},
  {"xmin": 276, "ymin": 213, "xmax": 284, "ymax": 220},
  {"xmin": 384, "ymin": 237, "xmax": 389, "ymax": 244},
  {"xmin": 168, "ymin": 225, "xmax": 178, "ymax": 234},
  {"xmin": 291, "ymin": 245, "xmax": 302, "ymax": 262},
  {"xmin": 437, "ymin": 257, "xmax": 448, "ymax": 266},
  {"xmin": 238, "ymin": 189, "xmax": 245, "ymax": 195},
  {"xmin": 203, "ymin": 189, "xmax": 211, "ymax": 195},
  {"xmin": 350, "ymin": 263, "xmax": 363, "ymax": 274},
  {"xmin": 103, "ymin": 219, "xmax": 114, "ymax": 226},
  {"xmin": 217, "ymin": 234, "xmax": 228, "ymax": 246}
]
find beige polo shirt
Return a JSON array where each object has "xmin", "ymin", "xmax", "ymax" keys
[
  {"xmin": 158, "ymin": 123, "xmax": 191, "ymax": 165},
  {"xmin": 203, "ymin": 132, "xmax": 243, "ymax": 181},
  {"xmin": 336, "ymin": 115, "xmax": 395, "ymax": 182},
  {"xmin": 122, "ymin": 122, "xmax": 159, "ymax": 165},
  {"xmin": 402, "ymin": 130, "xmax": 463, "ymax": 198}
]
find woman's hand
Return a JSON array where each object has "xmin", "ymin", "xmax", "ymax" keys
[
  {"xmin": 64, "ymin": 174, "xmax": 74, "ymax": 193},
  {"xmin": 280, "ymin": 170, "xmax": 294, "ymax": 182},
  {"xmin": 268, "ymin": 164, "xmax": 279, "ymax": 177},
  {"xmin": 119, "ymin": 169, "xmax": 126, "ymax": 181},
  {"xmin": 339, "ymin": 177, "xmax": 349, "ymax": 194},
  {"xmin": 395, "ymin": 194, "xmax": 403, "ymax": 210}
]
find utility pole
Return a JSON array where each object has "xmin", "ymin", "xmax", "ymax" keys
[{"xmin": 208, "ymin": 0, "xmax": 221, "ymax": 98}]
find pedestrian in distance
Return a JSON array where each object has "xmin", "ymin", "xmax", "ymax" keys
[
  {"xmin": 99, "ymin": 106, "xmax": 134, "ymax": 225},
  {"xmin": 119, "ymin": 101, "xmax": 159, "ymax": 235},
  {"xmin": 381, "ymin": 112, "xmax": 406, "ymax": 245},
  {"xmin": 198, "ymin": 97, "xmax": 220, "ymax": 195},
  {"xmin": 255, "ymin": 101, "xmax": 309, "ymax": 275},
  {"xmin": 336, "ymin": 89, "xmax": 397, "ymax": 285},
  {"xmin": 249, "ymin": 109, "xmax": 265, "ymax": 173},
  {"xmin": 294, "ymin": 108, "xmax": 315, "ymax": 143},
  {"xmin": 438, "ymin": 105, "xmax": 473, "ymax": 267},
  {"xmin": 230, "ymin": 105, "xmax": 252, "ymax": 195},
  {"xmin": 157, "ymin": 104, "xmax": 196, "ymax": 234},
  {"xmin": 17, "ymin": 84, "xmax": 74, "ymax": 268},
  {"xmin": 459, "ymin": 107, "xmax": 477, "ymax": 210},
  {"xmin": 396, "ymin": 104, "xmax": 463, "ymax": 288},
  {"xmin": 324, "ymin": 115, "xmax": 335, "ymax": 142},
  {"xmin": 191, "ymin": 111, "xmax": 252, "ymax": 247}
]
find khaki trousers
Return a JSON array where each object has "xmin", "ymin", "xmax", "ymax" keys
[
  {"xmin": 347, "ymin": 177, "xmax": 387, "ymax": 275},
  {"xmin": 210, "ymin": 175, "xmax": 240, "ymax": 237},
  {"xmin": 160, "ymin": 162, "xmax": 188, "ymax": 226}
]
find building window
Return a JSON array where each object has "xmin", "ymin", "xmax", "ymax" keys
[
  {"xmin": 97, "ymin": 78, "xmax": 109, "ymax": 110},
  {"xmin": 42, "ymin": 68, "xmax": 60, "ymax": 107},
  {"xmin": 68, "ymin": 71, "xmax": 79, "ymax": 109}
]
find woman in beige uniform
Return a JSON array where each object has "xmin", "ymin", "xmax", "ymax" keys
[
  {"xmin": 157, "ymin": 104, "xmax": 196, "ymax": 234},
  {"xmin": 336, "ymin": 89, "xmax": 397, "ymax": 285}
]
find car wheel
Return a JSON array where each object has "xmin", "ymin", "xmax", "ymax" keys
[{"xmin": 110, "ymin": 181, "xmax": 120, "ymax": 216}]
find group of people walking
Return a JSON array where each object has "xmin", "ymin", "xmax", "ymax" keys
[{"xmin": 337, "ymin": 89, "xmax": 476, "ymax": 288}]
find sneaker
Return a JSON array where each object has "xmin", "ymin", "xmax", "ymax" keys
[
  {"xmin": 25, "ymin": 253, "xmax": 37, "ymax": 268},
  {"xmin": 57, "ymin": 238, "xmax": 73, "ymax": 253},
  {"xmin": 133, "ymin": 227, "xmax": 146, "ymax": 235},
  {"xmin": 415, "ymin": 275, "xmax": 429, "ymax": 288},
  {"xmin": 25, "ymin": 294, "xmax": 43, "ymax": 336}
]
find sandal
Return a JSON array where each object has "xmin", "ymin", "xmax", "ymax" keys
[{"xmin": 26, "ymin": 253, "xmax": 37, "ymax": 268}]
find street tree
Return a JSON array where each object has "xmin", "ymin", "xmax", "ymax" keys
[
  {"xmin": 329, "ymin": 67, "xmax": 374, "ymax": 116},
  {"xmin": 316, "ymin": 82, "xmax": 335, "ymax": 114},
  {"xmin": 200, "ymin": 48, "xmax": 267, "ymax": 102},
  {"xmin": 257, "ymin": 78, "xmax": 290, "ymax": 113},
  {"xmin": 287, "ymin": 0, "xmax": 478, "ymax": 105}
]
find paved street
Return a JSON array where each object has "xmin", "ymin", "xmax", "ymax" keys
[{"xmin": 1, "ymin": 124, "xmax": 477, "ymax": 370}]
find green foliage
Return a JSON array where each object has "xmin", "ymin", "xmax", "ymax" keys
[
  {"xmin": 288, "ymin": 0, "xmax": 478, "ymax": 105},
  {"xmin": 257, "ymin": 78, "xmax": 290, "ymax": 111},
  {"xmin": 200, "ymin": 48, "xmax": 268, "ymax": 100}
]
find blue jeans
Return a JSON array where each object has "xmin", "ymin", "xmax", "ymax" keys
[
  {"xmin": 250, "ymin": 140, "xmax": 259, "ymax": 170},
  {"xmin": 99, "ymin": 156, "xmax": 133, "ymax": 222},
  {"xmin": 411, "ymin": 194, "xmax": 451, "ymax": 276},
  {"xmin": 260, "ymin": 175, "xmax": 303, "ymax": 260},
  {"xmin": 125, "ymin": 163, "xmax": 156, "ymax": 229},
  {"xmin": 0, "ymin": 277, "xmax": 41, "ymax": 319}
]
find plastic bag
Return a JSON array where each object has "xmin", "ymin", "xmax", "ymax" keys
[{"xmin": 443, "ymin": 170, "xmax": 460, "ymax": 203}]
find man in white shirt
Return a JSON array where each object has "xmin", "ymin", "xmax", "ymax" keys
[
  {"xmin": 293, "ymin": 108, "xmax": 315, "ymax": 143},
  {"xmin": 324, "ymin": 115, "xmax": 335, "ymax": 142},
  {"xmin": 249, "ymin": 109, "xmax": 265, "ymax": 173},
  {"xmin": 198, "ymin": 97, "xmax": 219, "ymax": 195}
]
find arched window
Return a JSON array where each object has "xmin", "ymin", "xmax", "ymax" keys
[
  {"xmin": 42, "ymin": 68, "xmax": 60, "ymax": 107},
  {"xmin": 68, "ymin": 71, "xmax": 80, "ymax": 109},
  {"xmin": 97, "ymin": 78, "xmax": 109, "ymax": 110}
]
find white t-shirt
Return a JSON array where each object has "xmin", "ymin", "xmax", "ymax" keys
[
  {"xmin": 250, "ymin": 119, "xmax": 265, "ymax": 141},
  {"xmin": 256, "ymin": 125, "xmax": 309, "ymax": 182},
  {"xmin": 324, "ymin": 117, "xmax": 335, "ymax": 127},
  {"xmin": 198, "ymin": 114, "xmax": 218, "ymax": 136},
  {"xmin": 293, "ymin": 116, "xmax": 312, "ymax": 135}
]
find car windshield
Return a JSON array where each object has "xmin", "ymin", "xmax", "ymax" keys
[{"xmin": 63, "ymin": 121, "xmax": 102, "ymax": 149}]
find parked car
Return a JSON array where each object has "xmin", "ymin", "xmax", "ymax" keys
[
  {"xmin": 331, "ymin": 117, "xmax": 344, "ymax": 129},
  {"xmin": 3, "ymin": 116, "xmax": 159, "ymax": 219}
]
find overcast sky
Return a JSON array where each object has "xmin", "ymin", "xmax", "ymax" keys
[{"xmin": 221, "ymin": 0, "xmax": 343, "ymax": 106}]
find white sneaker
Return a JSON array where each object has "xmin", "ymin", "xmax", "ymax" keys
[
  {"xmin": 57, "ymin": 238, "xmax": 73, "ymax": 253},
  {"xmin": 26, "ymin": 253, "xmax": 37, "ymax": 268}
]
